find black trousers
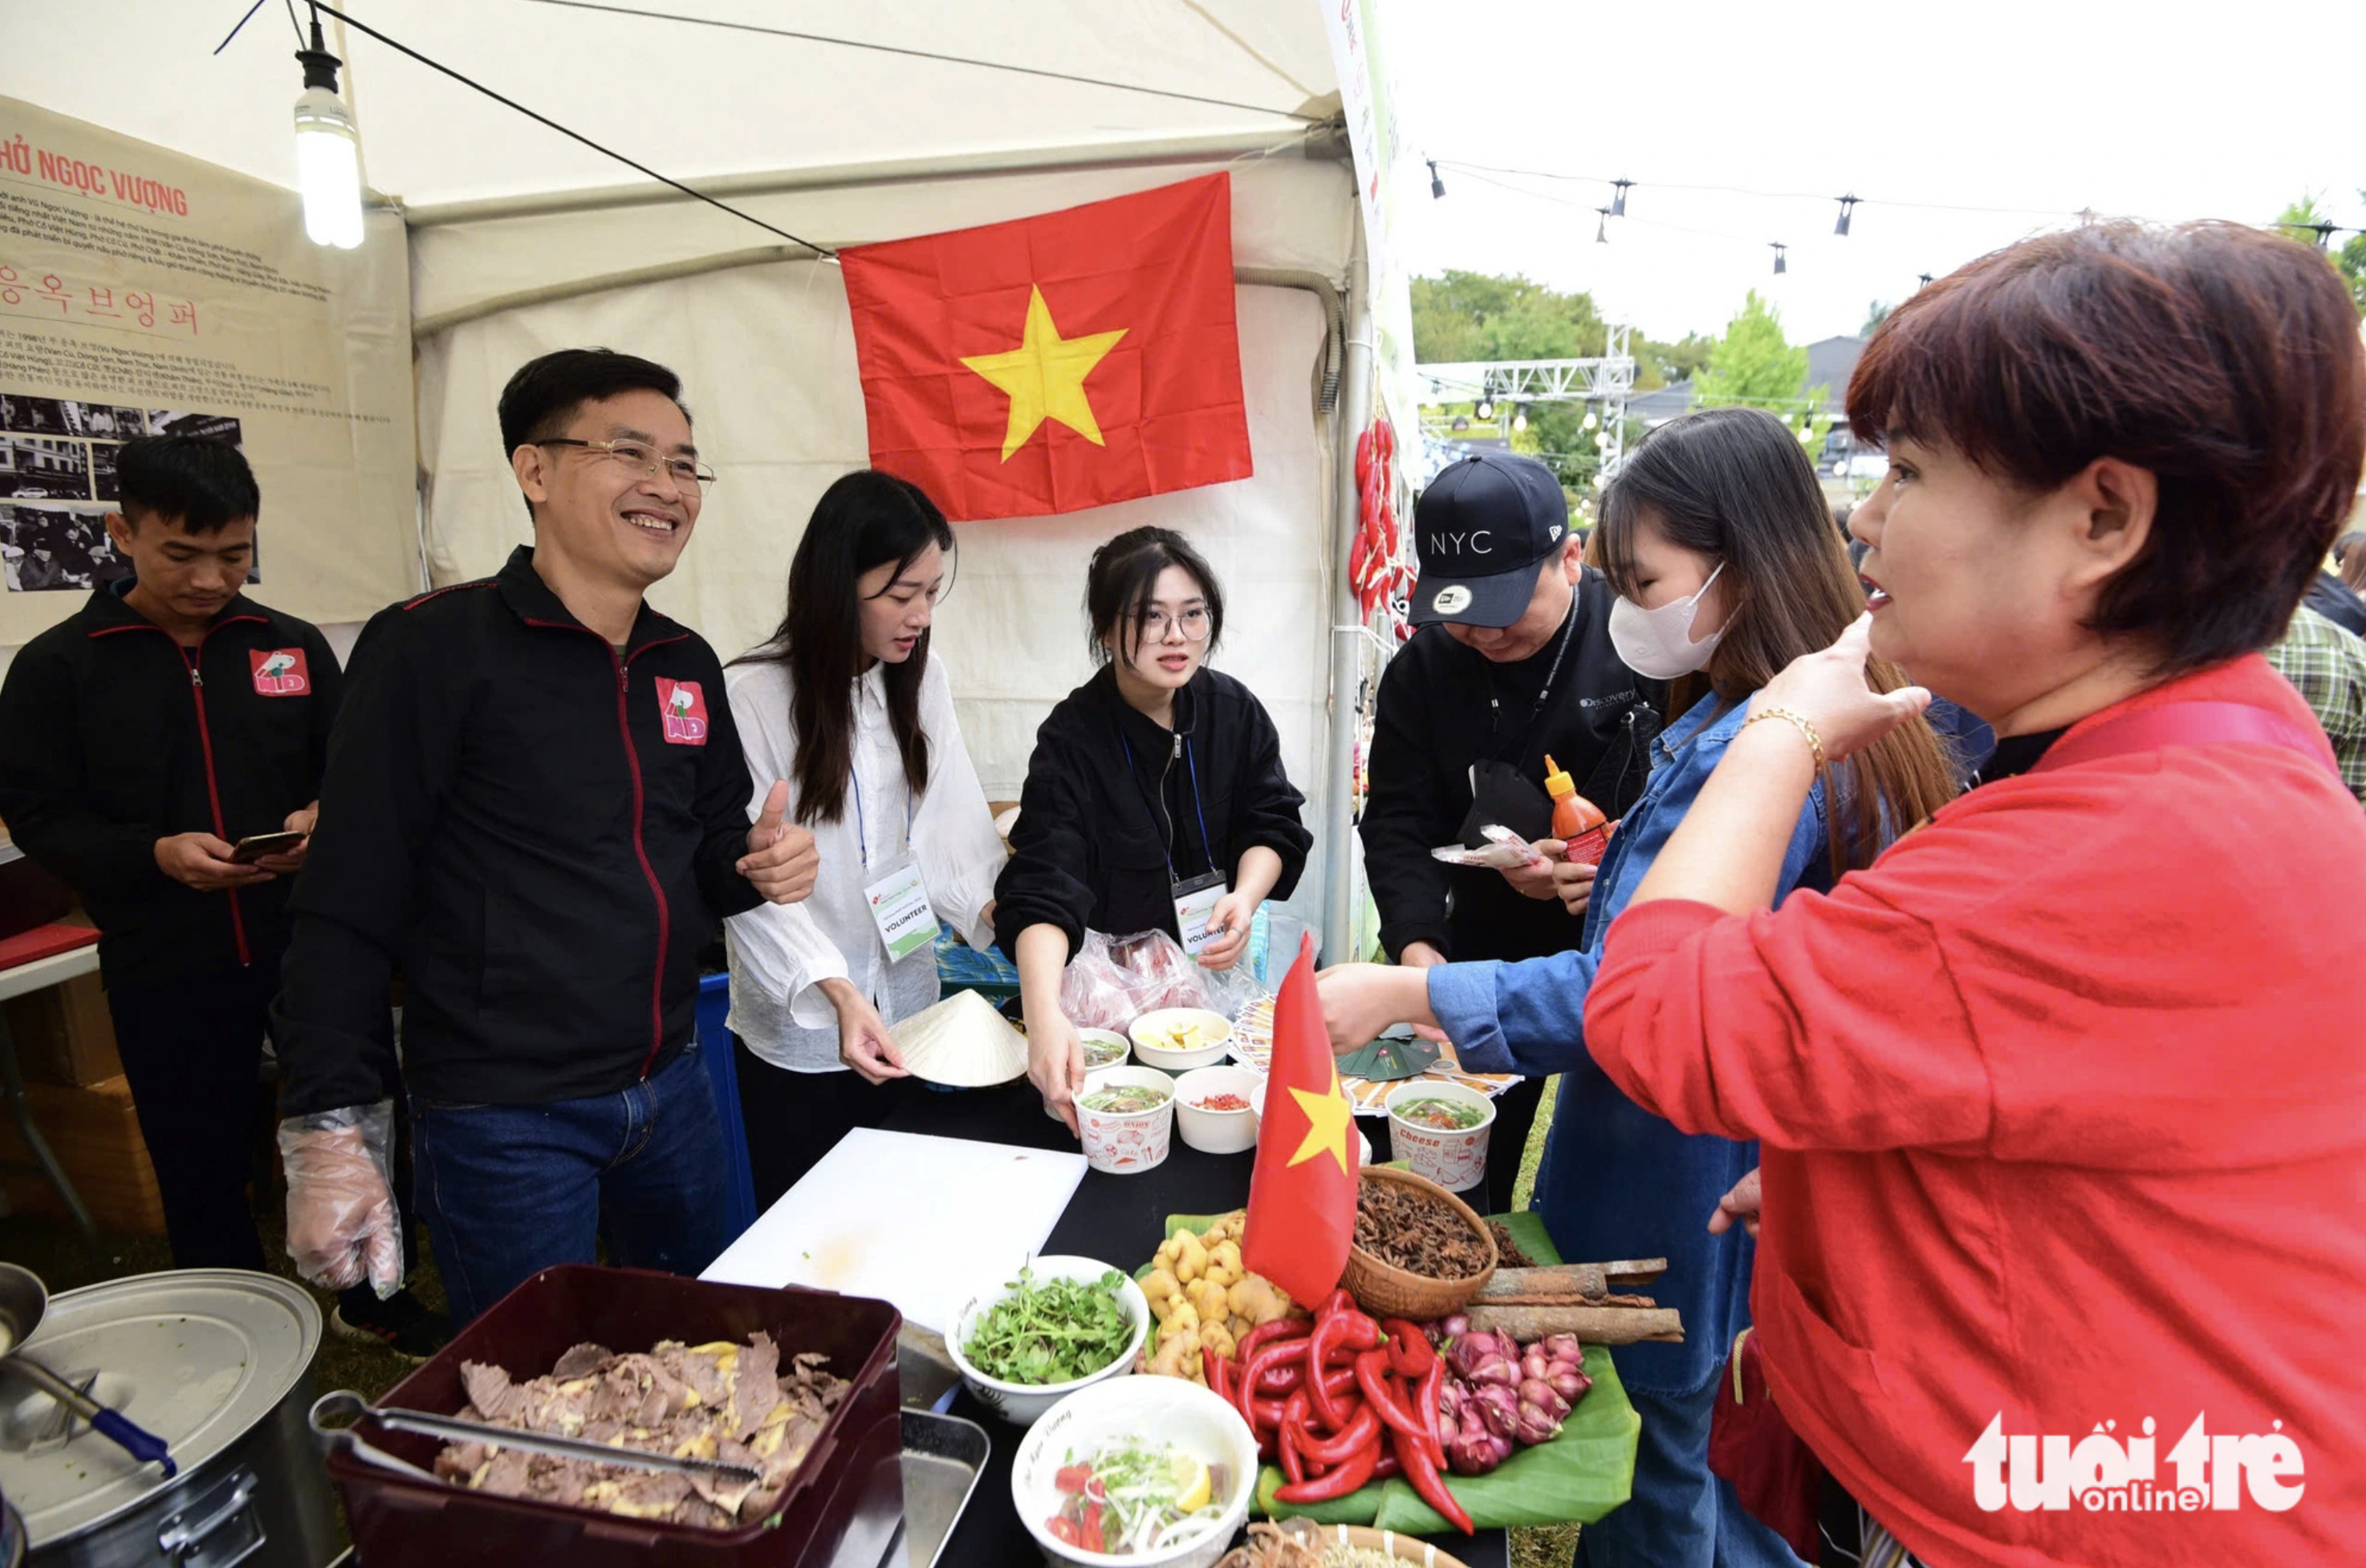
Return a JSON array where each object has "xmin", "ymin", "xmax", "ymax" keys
[
  {"xmin": 104, "ymin": 955, "xmax": 278, "ymax": 1271},
  {"xmin": 732, "ymin": 1034, "xmax": 928, "ymax": 1211}
]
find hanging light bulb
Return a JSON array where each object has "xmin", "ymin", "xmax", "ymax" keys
[
  {"xmin": 1511, "ymin": 406, "xmax": 1528, "ymax": 433},
  {"xmin": 1428, "ymin": 160, "xmax": 1446, "ymax": 201},
  {"xmin": 1770, "ymin": 242, "xmax": 1787, "ymax": 275},
  {"xmin": 1917, "ymin": 272, "xmax": 1934, "ymax": 289},
  {"xmin": 1834, "ymin": 194, "xmax": 1858, "ymax": 237},
  {"xmin": 1610, "ymin": 179, "xmax": 1632, "ymax": 217},
  {"xmin": 1582, "ymin": 409, "xmax": 1599, "ymax": 432},
  {"xmin": 1594, "ymin": 206, "xmax": 1610, "ymax": 244},
  {"xmin": 293, "ymin": 14, "xmax": 364, "ymax": 249},
  {"xmin": 1474, "ymin": 393, "xmax": 1494, "ymax": 422}
]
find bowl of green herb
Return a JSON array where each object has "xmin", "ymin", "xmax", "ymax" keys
[{"xmin": 949, "ymin": 1256, "xmax": 1150, "ymax": 1425}]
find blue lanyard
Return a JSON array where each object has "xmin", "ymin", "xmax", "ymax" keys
[
  {"xmin": 1119, "ymin": 729, "xmax": 1216, "ymax": 880},
  {"xmin": 848, "ymin": 768, "xmax": 916, "ymax": 872}
]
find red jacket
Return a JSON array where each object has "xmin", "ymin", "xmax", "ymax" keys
[{"xmin": 1585, "ymin": 656, "xmax": 2366, "ymax": 1568}]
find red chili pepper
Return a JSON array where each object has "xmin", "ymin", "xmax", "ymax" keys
[
  {"xmin": 1319, "ymin": 1288, "xmax": 1355, "ymax": 1321},
  {"xmin": 1238, "ymin": 1337, "xmax": 1306, "ymax": 1429},
  {"xmin": 1255, "ymin": 1357, "xmax": 1311, "ymax": 1395},
  {"xmin": 1318, "ymin": 1364, "xmax": 1357, "ymax": 1398},
  {"xmin": 1053, "ymin": 1463, "xmax": 1092, "ymax": 1494},
  {"xmin": 1393, "ymin": 1427, "xmax": 1474, "ymax": 1535},
  {"xmin": 1355, "ymin": 1350, "xmax": 1433, "ymax": 1456},
  {"xmin": 1417, "ymin": 1355, "xmax": 1448, "ymax": 1467},
  {"xmin": 1279, "ymin": 1390, "xmax": 1311, "ymax": 1485},
  {"xmin": 1308, "ymin": 1312, "xmax": 1384, "ymax": 1428},
  {"xmin": 1372, "ymin": 1452, "xmax": 1400, "ymax": 1480},
  {"xmin": 1047, "ymin": 1517, "xmax": 1082, "ymax": 1546},
  {"xmin": 1300, "ymin": 1400, "xmax": 1381, "ymax": 1467},
  {"xmin": 1079, "ymin": 1501, "xmax": 1107, "ymax": 1554},
  {"xmin": 1202, "ymin": 1347, "xmax": 1230, "ymax": 1403},
  {"xmin": 1383, "ymin": 1318, "xmax": 1436, "ymax": 1379},
  {"xmin": 1237, "ymin": 1318, "xmax": 1311, "ymax": 1364},
  {"xmin": 1274, "ymin": 1436, "xmax": 1380, "ymax": 1505}
]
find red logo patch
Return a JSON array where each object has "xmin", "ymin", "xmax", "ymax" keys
[
  {"xmin": 656, "ymin": 677, "xmax": 708, "ymax": 745},
  {"xmin": 249, "ymin": 648, "xmax": 311, "ymax": 697}
]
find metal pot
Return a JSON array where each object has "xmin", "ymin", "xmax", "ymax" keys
[{"xmin": 0, "ymin": 1271, "xmax": 339, "ymax": 1568}]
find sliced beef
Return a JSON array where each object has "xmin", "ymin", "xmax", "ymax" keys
[
  {"xmin": 433, "ymin": 1440, "xmax": 488, "ymax": 1482},
  {"xmin": 460, "ymin": 1362, "xmax": 526, "ymax": 1425},
  {"xmin": 478, "ymin": 1448, "xmax": 531, "ymax": 1497},
  {"xmin": 677, "ymin": 1348, "xmax": 734, "ymax": 1411},
  {"xmin": 733, "ymin": 1333, "xmax": 782, "ymax": 1438},
  {"xmin": 551, "ymin": 1343, "xmax": 613, "ymax": 1380}
]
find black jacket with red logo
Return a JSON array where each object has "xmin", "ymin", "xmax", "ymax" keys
[
  {"xmin": 0, "ymin": 583, "xmax": 339, "ymax": 984},
  {"xmin": 274, "ymin": 546, "xmax": 766, "ymax": 1115}
]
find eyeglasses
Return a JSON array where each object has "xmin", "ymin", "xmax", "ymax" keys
[
  {"xmin": 1140, "ymin": 607, "xmax": 1212, "ymax": 642},
  {"xmin": 537, "ymin": 437, "xmax": 717, "ymax": 491}
]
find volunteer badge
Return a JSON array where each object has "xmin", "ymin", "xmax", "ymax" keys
[
  {"xmin": 250, "ymin": 648, "xmax": 310, "ymax": 696},
  {"xmin": 839, "ymin": 172, "xmax": 1252, "ymax": 521},
  {"xmin": 655, "ymin": 678, "xmax": 708, "ymax": 745},
  {"xmin": 1242, "ymin": 932, "xmax": 1360, "ymax": 1308}
]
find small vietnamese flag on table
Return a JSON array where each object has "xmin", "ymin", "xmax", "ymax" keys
[
  {"xmin": 839, "ymin": 172, "xmax": 1252, "ymax": 522},
  {"xmin": 1242, "ymin": 932, "xmax": 1360, "ymax": 1309}
]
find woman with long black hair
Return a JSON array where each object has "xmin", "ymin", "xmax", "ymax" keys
[{"xmin": 723, "ymin": 470, "xmax": 1005, "ymax": 1203}]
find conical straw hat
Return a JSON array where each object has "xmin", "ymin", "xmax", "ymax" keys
[{"xmin": 893, "ymin": 989, "xmax": 1029, "ymax": 1087}]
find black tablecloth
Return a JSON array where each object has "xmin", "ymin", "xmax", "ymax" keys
[{"xmin": 882, "ymin": 1081, "xmax": 1510, "ymax": 1568}]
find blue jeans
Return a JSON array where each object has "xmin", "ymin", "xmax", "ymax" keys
[
  {"xmin": 412, "ymin": 1041, "xmax": 730, "ymax": 1326},
  {"xmin": 1575, "ymin": 1367, "xmax": 1803, "ymax": 1568}
]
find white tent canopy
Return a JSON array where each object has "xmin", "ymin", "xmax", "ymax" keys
[{"xmin": 9, "ymin": 1, "xmax": 1376, "ymax": 955}]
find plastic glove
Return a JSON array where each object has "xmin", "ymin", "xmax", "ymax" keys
[{"xmin": 278, "ymin": 1102, "xmax": 403, "ymax": 1298}]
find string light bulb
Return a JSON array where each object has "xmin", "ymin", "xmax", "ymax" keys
[
  {"xmin": 1594, "ymin": 206, "xmax": 1610, "ymax": 244},
  {"xmin": 292, "ymin": 13, "xmax": 364, "ymax": 249},
  {"xmin": 1511, "ymin": 407, "xmax": 1528, "ymax": 433},
  {"xmin": 1474, "ymin": 394, "xmax": 1494, "ymax": 422},
  {"xmin": 1770, "ymin": 242, "xmax": 1787, "ymax": 275},
  {"xmin": 1610, "ymin": 178, "xmax": 1632, "ymax": 217},
  {"xmin": 1428, "ymin": 160, "xmax": 1445, "ymax": 201},
  {"xmin": 1835, "ymin": 194, "xmax": 1858, "ymax": 237},
  {"xmin": 1582, "ymin": 409, "xmax": 1599, "ymax": 432}
]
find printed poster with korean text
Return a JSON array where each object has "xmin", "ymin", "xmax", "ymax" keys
[{"xmin": 0, "ymin": 96, "xmax": 415, "ymax": 644}]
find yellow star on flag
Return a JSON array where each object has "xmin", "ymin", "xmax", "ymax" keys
[
  {"xmin": 1285, "ymin": 1064, "xmax": 1356, "ymax": 1176},
  {"xmin": 959, "ymin": 286, "xmax": 1128, "ymax": 461}
]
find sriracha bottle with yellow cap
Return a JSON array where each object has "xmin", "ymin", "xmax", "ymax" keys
[{"xmin": 1542, "ymin": 754, "xmax": 1614, "ymax": 866}]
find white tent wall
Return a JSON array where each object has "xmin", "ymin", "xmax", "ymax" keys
[{"xmin": 411, "ymin": 152, "xmax": 1362, "ymax": 942}]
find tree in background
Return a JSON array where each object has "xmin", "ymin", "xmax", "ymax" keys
[
  {"xmin": 1693, "ymin": 290, "xmax": 1828, "ymax": 450},
  {"xmin": 2273, "ymin": 194, "xmax": 2366, "ymax": 315},
  {"xmin": 1862, "ymin": 299, "xmax": 1893, "ymax": 335}
]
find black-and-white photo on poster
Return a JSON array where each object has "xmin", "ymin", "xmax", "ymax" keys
[
  {"xmin": 0, "ymin": 395, "xmax": 71, "ymax": 437},
  {"xmin": 61, "ymin": 402, "xmax": 147, "ymax": 441},
  {"xmin": 2, "ymin": 437, "xmax": 92, "ymax": 501},
  {"xmin": 148, "ymin": 411, "xmax": 244, "ymax": 445},
  {"xmin": 1, "ymin": 504, "xmax": 127, "ymax": 592}
]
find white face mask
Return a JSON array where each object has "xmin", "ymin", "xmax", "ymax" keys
[{"xmin": 1608, "ymin": 562, "xmax": 1726, "ymax": 679}]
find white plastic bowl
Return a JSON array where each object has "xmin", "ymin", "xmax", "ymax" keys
[
  {"xmin": 1077, "ymin": 1028, "xmax": 1132, "ymax": 1072},
  {"xmin": 1171, "ymin": 1065, "xmax": 1262, "ymax": 1156},
  {"xmin": 1014, "ymin": 1374, "xmax": 1258, "ymax": 1568},
  {"xmin": 1076, "ymin": 1065, "xmax": 1177, "ymax": 1175},
  {"xmin": 1129, "ymin": 1007, "xmax": 1233, "ymax": 1071},
  {"xmin": 947, "ymin": 1255, "xmax": 1149, "ymax": 1427}
]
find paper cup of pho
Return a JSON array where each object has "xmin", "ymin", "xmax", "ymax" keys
[
  {"xmin": 1076, "ymin": 1066, "xmax": 1176, "ymax": 1175},
  {"xmin": 1077, "ymin": 1029, "xmax": 1132, "ymax": 1072},
  {"xmin": 1385, "ymin": 1080, "xmax": 1497, "ymax": 1192},
  {"xmin": 1172, "ymin": 1065, "xmax": 1261, "ymax": 1156}
]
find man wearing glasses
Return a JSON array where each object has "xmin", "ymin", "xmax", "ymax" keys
[{"xmin": 271, "ymin": 349, "xmax": 820, "ymax": 1324}]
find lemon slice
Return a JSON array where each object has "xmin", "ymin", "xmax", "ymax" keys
[{"xmin": 1171, "ymin": 1450, "xmax": 1211, "ymax": 1513}]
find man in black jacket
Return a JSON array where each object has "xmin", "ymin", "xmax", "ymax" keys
[
  {"xmin": 273, "ymin": 350, "xmax": 819, "ymax": 1325},
  {"xmin": 1358, "ymin": 453, "xmax": 1663, "ymax": 1207},
  {"xmin": 0, "ymin": 439, "xmax": 429, "ymax": 1343}
]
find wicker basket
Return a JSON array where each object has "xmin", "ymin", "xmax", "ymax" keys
[{"xmin": 1341, "ymin": 1166, "xmax": 1498, "ymax": 1318}]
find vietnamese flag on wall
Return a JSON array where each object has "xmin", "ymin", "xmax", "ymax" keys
[
  {"xmin": 1242, "ymin": 932, "xmax": 1360, "ymax": 1309},
  {"xmin": 839, "ymin": 172, "xmax": 1253, "ymax": 522}
]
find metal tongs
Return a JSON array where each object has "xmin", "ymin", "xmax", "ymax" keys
[{"xmin": 309, "ymin": 1389, "xmax": 762, "ymax": 1487}]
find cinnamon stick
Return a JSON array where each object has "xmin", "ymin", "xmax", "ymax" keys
[{"xmin": 1464, "ymin": 1302, "xmax": 1684, "ymax": 1344}]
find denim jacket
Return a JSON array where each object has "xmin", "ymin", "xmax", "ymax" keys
[{"xmin": 1425, "ymin": 696, "xmax": 1832, "ymax": 1393}]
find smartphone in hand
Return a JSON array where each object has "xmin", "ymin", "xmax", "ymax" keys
[{"xmin": 229, "ymin": 830, "xmax": 307, "ymax": 864}]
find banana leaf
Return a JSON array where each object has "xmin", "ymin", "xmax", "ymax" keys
[{"xmin": 1150, "ymin": 1209, "xmax": 1640, "ymax": 1531}]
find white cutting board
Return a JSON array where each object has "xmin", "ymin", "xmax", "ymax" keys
[{"xmin": 701, "ymin": 1128, "xmax": 1087, "ymax": 1334}]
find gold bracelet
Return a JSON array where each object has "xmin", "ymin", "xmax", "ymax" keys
[{"xmin": 1743, "ymin": 706, "xmax": 1827, "ymax": 769}]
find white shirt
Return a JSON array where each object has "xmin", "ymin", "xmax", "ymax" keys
[{"xmin": 722, "ymin": 652, "xmax": 1006, "ymax": 1072}]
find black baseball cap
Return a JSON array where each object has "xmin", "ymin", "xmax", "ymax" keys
[{"xmin": 1408, "ymin": 452, "xmax": 1572, "ymax": 628}]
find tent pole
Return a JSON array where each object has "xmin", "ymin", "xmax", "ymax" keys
[{"xmin": 1320, "ymin": 221, "xmax": 1373, "ymax": 965}]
